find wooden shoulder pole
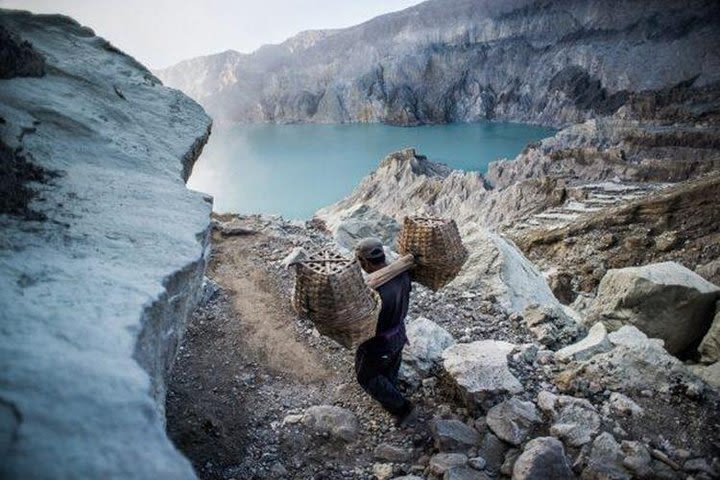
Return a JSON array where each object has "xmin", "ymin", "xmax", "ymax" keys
[{"xmin": 366, "ymin": 254, "xmax": 416, "ymax": 289}]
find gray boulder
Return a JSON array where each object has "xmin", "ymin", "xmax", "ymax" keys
[
  {"xmin": 698, "ymin": 301, "xmax": 720, "ymax": 364},
  {"xmin": 444, "ymin": 466, "xmax": 492, "ymax": 480},
  {"xmin": 374, "ymin": 443, "xmax": 413, "ymax": 463},
  {"xmin": 428, "ymin": 453, "xmax": 469, "ymax": 476},
  {"xmin": 301, "ymin": 405, "xmax": 359, "ymax": 442},
  {"xmin": 442, "ymin": 340, "xmax": 523, "ymax": 406},
  {"xmin": 556, "ymin": 326, "xmax": 704, "ymax": 395},
  {"xmin": 689, "ymin": 361, "xmax": 720, "ymax": 390},
  {"xmin": 403, "ymin": 317, "xmax": 455, "ymax": 377},
  {"xmin": 478, "ymin": 432, "xmax": 510, "ymax": 475},
  {"xmin": 549, "ymin": 396, "xmax": 601, "ymax": 447},
  {"xmin": 555, "ymin": 322, "xmax": 612, "ymax": 362},
  {"xmin": 486, "ymin": 398, "xmax": 541, "ymax": 446},
  {"xmin": 431, "ymin": 418, "xmax": 481, "ymax": 452},
  {"xmin": 581, "ymin": 432, "xmax": 631, "ymax": 480},
  {"xmin": 524, "ymin": 304, "xmax": 584, "ymax": 349},
  {"xmin": 512, "ymin": 437, "xmax": 574, "ymax": 480},
  {"xmin": 588, "ymin": 262, "xmax": 720, "ymax": 354},
  {"xmin": 332, "ymin": 204, "xmax": 400, "ymax": 251}
]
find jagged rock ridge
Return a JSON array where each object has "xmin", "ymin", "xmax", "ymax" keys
[
  {"xmin": 156, "ymin": 0, "xmax": 720, "ymax": 126},
  {"xmin": 0, "ymin": 10, "xmax": 212, "ymax": 479}
]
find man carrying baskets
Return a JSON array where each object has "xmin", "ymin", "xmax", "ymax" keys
[{"xmin": 354, "ymin": 238, "xmax": 417, "ymax": 427}]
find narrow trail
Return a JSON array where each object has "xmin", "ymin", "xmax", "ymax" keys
[
  {"xmin": 166, "ymin": 228, "xmax": 429, "ymax": 480},
  {"xmin": 213, "ymin": 236, "xmax": 330, "ymax": 383}
]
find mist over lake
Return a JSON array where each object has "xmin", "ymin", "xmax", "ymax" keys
[{"xmin": 188, "ymin": 122, "xmax": 555, "ymax": 219}]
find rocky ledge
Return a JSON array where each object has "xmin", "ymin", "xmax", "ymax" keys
[{"xmin": 0, "ymin": 10, "xmax": 211, "ymax": 479}]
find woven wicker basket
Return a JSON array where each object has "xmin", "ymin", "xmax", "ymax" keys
[
  {"xmin": 396, "ymin": 216, "xmax": 468, "ymax": 291},
  {"xmin": 292, "ymin": 248, "xmax": 379, "ymax": 348}
]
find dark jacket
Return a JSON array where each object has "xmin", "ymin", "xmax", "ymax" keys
[{"xmin": 362, "ymin": 271, "xmax": 411, "ymax": 355}]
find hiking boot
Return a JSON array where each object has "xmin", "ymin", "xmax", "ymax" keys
[{"xmin": 396, "ymin": 403, "xmax": 418, "ymax": 429}]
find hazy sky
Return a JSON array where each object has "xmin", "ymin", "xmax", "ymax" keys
[{"xmin": 1, "ymin": 0, "xmax": 421, "ymax": 69}]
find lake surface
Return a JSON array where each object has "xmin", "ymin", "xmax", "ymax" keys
[{"xmin": 188, "ymin": 122, "xmax": 556, "ymax": 219}]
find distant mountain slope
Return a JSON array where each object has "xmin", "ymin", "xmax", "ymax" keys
[{"xmin": 157, "ymin": 0, "xmax": 720, "ymax": 126}]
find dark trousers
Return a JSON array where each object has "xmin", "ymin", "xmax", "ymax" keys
[{"xmin": 355, "ymin": 342, "xmax": 409, "ymax": 416}]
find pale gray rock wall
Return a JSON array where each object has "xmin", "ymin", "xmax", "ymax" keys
[
  {"xmin": 0, "ymin": 10, "xmax": 212, "ymax": 479},
  {"xmin": 156, "ymin": 0, "xmax": 720, "ymax": 127}
]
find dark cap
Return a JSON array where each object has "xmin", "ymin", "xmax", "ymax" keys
[{"xmin": 355, "ymin": 237, "xmax": 385, "ymax": 261}]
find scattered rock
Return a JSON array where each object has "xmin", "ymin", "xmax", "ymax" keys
[
  {"xmin": 403, "ymin": 317, "xmax": 456, "ymax": 377},
  {"xmin": 698, "ymin": 301, "xmax": 720, "ymax": 364},
  {"xmin": 587, "ymin": 262, "xmax": 720, "ymax": 354},
  {"xmin": 444, "ymin": 465, "xmax": 491, "ymax": 480},
  {"xmin": 621, "ymin": 441, "xmax": 653, "ymax": 479},
  {"xmin": 428, "ymin": 453, "xmax": 468, "ymax": 476},
  {"xmin": 199, "ymin": 276, "xmax": 220, "ymax": 305},
  {"xmin": 501, "ymin": 449, "xmax": 521, "ymax": 476},
  {"xmin": 478, "ymin": 433, "xmax": 509, "ymax": 475},
  {"xmin": 554, "ymin": 322, "xmax": 612, "ymax": 362},
  {"xmin": 217, "ymin": 220, "xmax": 258, "ymax": 236},
  {"xmin": 301, "ymin": 405, "xmax": 359, "ymax": 442},
  {"xmin": 581, "ymin": 432, "xmax": 631, "ymax": 480},
  {"xmin": 654, "ymin": 230, "xmax": 679, "ymax": 252},
  {"xmin": 430, "ymin": 418, "xmax": 481, "ymax": 452},
  {"xmin": 689, "ymin": 361, "xmax": 720, "ymax": 389},
  {"xmin": 373, "ymin": 462, "xmax": 394, "ymax": 480},
  {"xmin": 375, "ymin": 443, "xmax": 413, "ymax": 463},
  {"xmin": 281, "ymin": 246, "xmax": 307, "ymax": 268},
  {"xmin": 442, "ymin": 340, "xmax": 523, "ymax": 407},
  {"xmin": 332, "ymin": 204, "xmax": 401, "ymax": 251},
  {"xmin": 512, "ymin": 437, "xmax": 574, "ymax": 480},
  {"xmin": 547, "ymin": 395, "xmax": 601, "ymax": 447},
  {"xmin": 523, "ymin": 304, "xmax": 584, "ymax": 349},
  {"xmin": 468, "ymin": 456, "xmax": 487, "ymax": 470},
  {"xmin": 684, "ymin": 457, "xmax": 716, "ymax": 476},
  {"xmin": 556, "ymin": 326, "xmax": 703, "ymax": 395},
  {"xmin": 603, "ymin": 392, "xmax": 643, "ymax": 417},
  {"xmin": 486, "ymin": 397, "xmax": 541, "ymax": 446}
]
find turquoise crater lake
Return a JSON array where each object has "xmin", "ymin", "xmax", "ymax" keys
[{"xmin": 188, "ymin": 122, "xmax": 556, "ymax": 219}]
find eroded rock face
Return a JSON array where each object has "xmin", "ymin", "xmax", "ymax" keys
[
  {"xmin": 587, "ymin": 262, "xmax": 720, "ymax": 354},
  {"xmin": 0, "ymin": 11, "xmax": 211, "ymax": 480},
  {"xmin": 156, "ymin": 0, "xmax": 720, "ymax": 127}
]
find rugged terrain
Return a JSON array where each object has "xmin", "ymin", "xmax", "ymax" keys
[
  {"xmin": 167, "ymin": 211, "xmax": 720, "ymax": 480},
  {"xmin": 156, "ymin": 0, "xmax": 720, "ymax": 127}
]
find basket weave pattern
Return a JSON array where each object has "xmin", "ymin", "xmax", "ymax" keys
[
  {"xmin": 292, "ymin": 249, "xmax": 379, "ymax": 348},
  {"xmin": 396, "ymin": 216, "xmax": 468, "ymax": 291}
]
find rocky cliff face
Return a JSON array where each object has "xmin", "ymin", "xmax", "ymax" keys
[
  {"xmin": 0, "ymin": 10, "xmax": 211, "ymax": 479},
  {"xmin": 156, "ymin": 0, "xmax": 720, "ymax": 127}
]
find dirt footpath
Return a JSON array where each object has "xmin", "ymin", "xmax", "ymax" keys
[{"xmin": 166, "ymin": 225, "xmax": 432, "ymax": 480}]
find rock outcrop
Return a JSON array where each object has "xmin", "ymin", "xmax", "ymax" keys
[
  {"xmin": 156, "ymin": 0, "xmax": 720, "ymax": 128},
  {"xmin": 0, "ymin": 11, "xmax": 211, "ymax": 479},
  {"xmin": 587, "ymin": 262, "xmax": 720, "ymax": 354}
]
